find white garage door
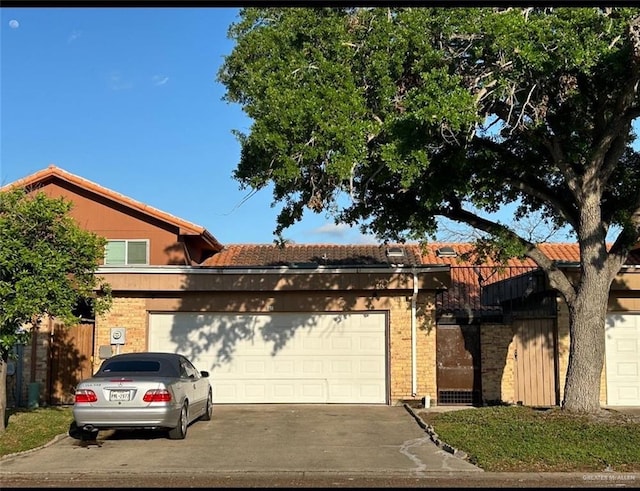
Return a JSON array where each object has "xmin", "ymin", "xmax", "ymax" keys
[
  {"xmin": 605, "ymin": 314, "xmax": 640, "ymax": 406},
  {"xmin": 148, "ymin": 312, "xmax": 387, "ymax": 404}
]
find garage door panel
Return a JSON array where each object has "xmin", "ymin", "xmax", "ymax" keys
[
  {"xmin": 606, "ymin": 314, "xmax": 640, "ymax": 406},
  {"xmin": 330, "ymin": 337, "xmax": 352, "ymax": 351},
  {"xmin": 302, "ymin": 337, "xmax": 323, "ymax": 351},
  {"xmin": 274, "ymin": 360, "xmax": 295, "ymax": 373},
  {"xmin": 330, "ymin": 359, "xmax": 352, "ymax": 374},
  {"xmin": 245, "ymin": 384, "xmax": 267, "ymax": 399},
  {"xmin": 618, "ymin": 363, "xmax": 638, "ymax": 376},
  {"xmin": 359, "ymin": 336, "xmax": 384, "ymax": 351},
  {"xmin": 149, "ymin": 312, "xmax": 387, "ymax": 404},
  {"xmin": 273, "ymin": 384, "xmax": 295, "ymax": 397},
  {"xmin": 215, "ymin": 384, "xmax": 238, "ymax": 400},
  {"xmin": 302, "ymin": 360, "xmax": 322, "ymax": 374},
  {"xmin": 615, "ymin": 341, "xmax": 637, "ymax": 353},
  {"xmin": 245, "ymin": 360, "xmax": 267, "ymax": 374},
  {"xmin": 329, "ymin": 381, "xmax": 385, "ymax": 402},
  {"xmin": 361, "ymin": 359, "xmax": 385, "ymax": 374},
  {"xmin": 620, "ymin": 387, "xmax": 639, "ymax": 398},
  {"xmin": 301, "ymin": 383, "xmax": 324, "ymax": 397},
  {"xmin": 359, "ymin": 383, "xmax": 387, "ymax": 398}
]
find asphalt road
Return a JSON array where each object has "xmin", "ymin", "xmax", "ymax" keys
[{"xmin": 1, "ymin": 404, "xmax": 638, "ymax": 488}]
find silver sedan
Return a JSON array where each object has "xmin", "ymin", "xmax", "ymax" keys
[{"xmin": 72, "ymin": 352, "xmax": 212, "ymax": 440}]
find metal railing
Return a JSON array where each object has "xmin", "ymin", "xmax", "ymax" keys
[{"xmin": 436, "ymin": 265, "xmax": 554, "ymax": 321}]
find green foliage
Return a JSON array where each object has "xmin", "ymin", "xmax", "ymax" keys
[
  {"xmin": 219, "ymin": 7, "xmax": 640, "ymax": 250},
  {"xmin": 219, "ymin": 7, "xmax": 640, "ymax": 412},
  {"xmin": 0, "ymin": 189, "xmax": 111, "ymax": 359},
  {"xmin": 421, "ymin": 406, "xmax": 640, "ymax": 472}
]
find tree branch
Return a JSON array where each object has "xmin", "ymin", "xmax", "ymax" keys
[
  {"xmin": 439, "ymin": 198, "xmax": 577, "ymax": 302},
  {"xmin": 473, "ymin": 136, "xmax": 580, "ymax": 227},
  {"xmin": 592, "ymin": 15, "xmax": 640, "ymax": 179}
]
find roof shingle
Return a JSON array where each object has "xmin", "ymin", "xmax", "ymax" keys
[
  {"xmin": 203, "ymin": 243, "xmax": 425, "ymax": 267},
  {"xmin": 204, "ymin": 242, "xmax": 590, "ymax": 268}
]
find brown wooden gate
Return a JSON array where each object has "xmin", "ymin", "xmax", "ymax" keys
[
  {"xmin": 436, "ymin": 323, "xmax": 482, "ymax": 405},
  {"xmin": 49, "ymin": 321, "xmax": 95, "ymax": 405},
  {"xmin": 513, "ymin": 317, "xmax": 558, "ymax": 407}
]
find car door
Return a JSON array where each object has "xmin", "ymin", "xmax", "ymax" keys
[
  {"xmin": 190, "ymin": 360, "xmax": 210, "ymax": 410},
  {"xmin": 180, "ymin": 358, "xmax": 207, "ymax": 417}
]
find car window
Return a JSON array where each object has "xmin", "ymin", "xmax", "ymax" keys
[
  {"xmin": 101, "ymin": 360, "xmax": 161, "ymax": 373},
  {"xmin": 180, "ymin": 359, "xmax": 200, "ymax": 379},
  {"xmin": 178, "ymin": 361, "xmax": 189, "ymax": 378}
]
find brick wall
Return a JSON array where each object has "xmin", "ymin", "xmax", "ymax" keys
[
  {"xmin": 387, "ymin": 293, "xmax": 437, "ymax": 405},
  {"xmin": 480, "ymin": 323, "xmax": 516, "ymax": 404},
  {"xmin": 94, "ymin": 297, "xmax": 147, "ymax": 373}
]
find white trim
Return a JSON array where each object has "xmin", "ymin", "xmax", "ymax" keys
[
  {"xmin": 97, "ymin": 265, "xmax": 449, "ymax": 275},
  {"xmin": 411, "ymin": 269, "xmax": 418, "ymax": 397}
]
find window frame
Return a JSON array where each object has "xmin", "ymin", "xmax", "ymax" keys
[{"xmin": 104, "ymin": 239, "xmax": 150, "ymax": 266}]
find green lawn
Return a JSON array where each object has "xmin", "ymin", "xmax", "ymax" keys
[
  {"xmin": 418, "ymin": 405, "xmax": 640, "ymax": 472},
  {"xmin": 0, "ymin": 406, "xmax": 74, "ymax": 457},
  {"xmin": 2, "ymin": 404, "xmax": 640, "ymax": 474}
]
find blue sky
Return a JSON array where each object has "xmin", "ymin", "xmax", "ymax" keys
[
  {"xmin": 1, "ymin": 7, "xmax": 576, "ymax": 246},
  {"xmin": 1, "ymin": 7, "xmax": 385, "ymax": 245}
]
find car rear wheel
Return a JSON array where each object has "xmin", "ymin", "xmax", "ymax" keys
[
  {"xmin": 168, "ymin": 403, "xmax": 188, "ymax": 440},
  {"xmin": 201, "ymin": 390, "xmax": 213, "ymax": 421}
]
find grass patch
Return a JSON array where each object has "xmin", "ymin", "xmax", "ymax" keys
[
  {"xmin": 0, "ymin": 406, "xmax": 74, "ymax": 458},
  {"xmin": 419, "ymin": 405, "xmax": 640, "ymax": 472}
]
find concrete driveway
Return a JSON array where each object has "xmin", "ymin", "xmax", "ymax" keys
[{"xmin": 0, "ymin": 404, "xmax": 481, "ymax": 479}]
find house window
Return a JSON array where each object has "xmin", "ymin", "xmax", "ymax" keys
[{"xmin": 105, "ymin": 240, "xmax": 149, "ymax": 265}]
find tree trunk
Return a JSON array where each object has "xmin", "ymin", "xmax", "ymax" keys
[
  {"xmin": 0, "ymin": 355, "xmax": 7, "ymax": 431},
  {"xmin": 562, "ymin": 279, "xmax": 609, "ymax": 413}
]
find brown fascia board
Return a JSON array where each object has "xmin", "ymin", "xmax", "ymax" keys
[{"xmin": 3, "ymin": 165, "xmax": 224, "ymax": 253}]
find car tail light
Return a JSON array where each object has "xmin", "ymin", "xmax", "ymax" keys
[
  {"xmin": 75, "ymin": 389, "xmax": 98, "ymax": 403},
  {"xmin": 143, "ymin": 389, "xmax": 172, "ymax": 402}
]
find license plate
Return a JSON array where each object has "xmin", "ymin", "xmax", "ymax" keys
[{"xmin": 109, "ymin": 390, "xmax": 130, "ymax": 401}]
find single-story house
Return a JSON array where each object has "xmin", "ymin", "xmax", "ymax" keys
[{"xmin": 4, "ymin": 165, "xmax": 640, "ymax": 408}]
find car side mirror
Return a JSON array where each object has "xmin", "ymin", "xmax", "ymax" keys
[{"xmin": 200, "ymin": 370, "xmax": 209, "ymax": 378}]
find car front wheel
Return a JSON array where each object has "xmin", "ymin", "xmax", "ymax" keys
[{"xmin": 168, "ymin": 403, "xmax": 188, "ymax": 440}]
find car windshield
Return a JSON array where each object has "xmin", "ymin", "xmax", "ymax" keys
[{"xmin": 101, "ymin": 360, "xmax": 161, "ymax": 373}]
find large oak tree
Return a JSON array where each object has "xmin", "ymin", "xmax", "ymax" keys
[
  {"xmin": 218, "ymin": 7, "xmax": 640, "ymax": 413},
  {"xmin": 0, "ymin": 189, "xmax": 111, "ymax": 430}
]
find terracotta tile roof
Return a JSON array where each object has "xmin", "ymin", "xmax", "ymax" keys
[
  {"xmin": 420, "ymin": 242, "xmax": 640, "ymax": 314},
  {"xmin": 7, "ymin": 166, "xmax": 638, "ymax": 270},
  {"xmin": 419, "ymin": 242, "xmax": 581, "ymax": 266},
  {"xmin": 204, "ymin": 242, "xmax": 640, "ymax": 268},
  {"xmin": 3, "ymin": 165, "xmax": 223, "ymax": 252},
  {"xmin": 203, "ymin": 243, "xmax": 426, "ymax": 267}
]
